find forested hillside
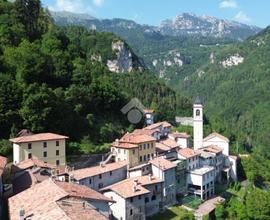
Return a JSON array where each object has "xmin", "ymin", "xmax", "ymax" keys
[
  {"xmin": 179, "ymin": 27, "xmax": 270, "ymax": 153},
  {"xmin": 0, "ymin": 0, "xmax": 191, "ymax": 156}
]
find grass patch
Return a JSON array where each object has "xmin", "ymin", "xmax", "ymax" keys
[
  {"xmin": 182, "ymin": 195, "xmax": 202, "ymax": 209},
  {"xmin": 147, "ymin": 205, "xmax": 194, "ymax": 220}
]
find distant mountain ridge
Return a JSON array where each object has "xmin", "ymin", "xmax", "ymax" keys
[
  {"xmin": 159, "ymin": 13, "xmax": 261, "ymax": 40},
  {"xmin": 50, "ymin": 11, "xmax": 261, "ymax": 40}
]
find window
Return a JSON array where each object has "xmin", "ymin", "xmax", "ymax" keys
[
  {"xmin": 124, "ymin": 150, "xmax": 126, "ymax": 154},
  {"xmin": 196, "ymin": 109, "xmax": 200, "ymax": 116},
  {"xmin": 140, "ymin": 156, "xmax": 142, "ymax": 162},
  {"xmin": 155, "ymin": 185, "xmax": 158, "ymax": 191},
  {"xmin": 130, "ymin": 197, "xmax": 133, "ymax": 203},
  {"xmin": 98, "ymin": 183, "xmax": 103, "ymax": 189},
  {"xmin": 56, "ymin": 160, "xmax": 60, "ymax": 166},
  {"xmin": 56, "ymin": 150, "xmax": 59, "ymax": 156},
  {"xmin": 130, "ymin": 209, "xmax": 133, "ymax": 216},
  {"xmin": 143, "ymin": 144, "xmax": 146, "ymax": 150},
  {"xmin": 56, "ymin": 141, "xmax": 59, "ymax": 146},
  {"xmin": 147, "ymin": 143, "xmax": 150, "ymax": 149},
  {"xmin": 118, "ymin": 149, "xmax": 120, "ymax": 153},
  {"xmin": 28, "ymin": 143, "xmax": 32, "ymax": 150},
  {"xmin": 146, "ymin": 166, "xmax": 149, "ymax": 170},
  {"xmin": 151, "ymin": 143, "xmax": 154, "ymax": 148},
  {"xmin": 139, "ymin": 207, "xmax": 142, "ymax": 213},
  {"xmin": 151, "ymin": 153, "xmax": 154, "ymax": 158},
  {"xmin": 110, "ymin": 171, "xmax": 112, "ymax": 176},
  {"xmin": 139, "ymin": 145, "xmax": 142, "ymax": 150},
  {"xmin": 28, "ymin": 153, "xmax": 32, "ymax": 159},
  {"xmin": 151, "ymin": 195, "xmax": 156, "ymax": 201},
  {"xmin": 145, "ymin": 197, "xmax": 149, "ymax": 203},
  {"xmin": 142, "ymin": 168, "xmax": 145, "ymax": 172},
  {"xmin": 43, "ymin": 152, "xmax": 47, "ymax": 157},
  {"xmin": 144, "ymin": 155, "xmax": 146, "ymax": 161},
  {"xmin": 133, "ymin": 149, "xmax": 135, "ymax": 154},
  {"xmin": 138, "ymin": 195, "xmax": 141, "ymax": 200},
  {"xmin": 99, "ymin": 174, "xmax": 102, "ymax": 179},
  {"xmin": 89, "ymin": 179, "xmax": 92, "ymax": 184},
  {"xmin": 147, "ymin": 154, "xmax": 150, "ymax": 160},
  {"xmin": 43, "ymin": 142, "xmax": 47, "ymax": 148}
]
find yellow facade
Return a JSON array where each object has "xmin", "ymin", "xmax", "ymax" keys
[
  {"xmin": 113, "ymin": 141, "xmax": 156, "ymax": 168},
  {"xmin": 13, "ymin": 139, "xmax": 66, "ymax": 166}
]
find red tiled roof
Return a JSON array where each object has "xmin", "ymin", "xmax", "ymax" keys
[
  {"xmin": 57, "ymin": 200, "xmax": 108, "ymax": 220},
  {"xmin": 10, "ymin": 133, "xmax": 69, "ymax": 143},
  {"xmin": 150, "ymin": 157, "xmax": 177, "ymax": 170},
  {"xmin": 144, "ymin": 121, "xmax": 172, "ymax": 130},
  {"xmin": 12, "ymin": 159, "xmax": 56, "ymax": 173},
  {"xmin": 203, "ymin": 145, "xmax": 223, "ymax": 154},
  {"xmin": 160, "ymin": 138, "xmax": 180, "ymax": 149},
  {"xmin": 120, "ymin": 133, "xmax": 156, "ymax": 144},
  {"xmin": 178, "ymin": 148, "xmax": 200, "ymax": 159},
  {"xmin": 144, "ymin": 109, "xmax": 154, "ymax": 114},
  {"xmin": 9, "ymin": 179, "xmax": 112, "ymax": 220},
  {"xmin": 111, "ymin": 141, "xmax": 138, "ymax": 149},
  {"xmin": 132, "ymin": 129, "xmax": 160, "ymax": 136},
  {"xmin": 169, "ymin": 132, "xmax": 190, "ymax": 139},
  {"xmin": 155, "ymin": 142, "xmax": 171, "ymax": 153},
  {"xmin": 203, "ymin": 132, "xmax": 229, "ymax": 143},
  {"xmin": 55, "ymin": 181, "xmax": 113, "ymax": 202},
  {"xmin": 70, "ymin": 161, "xmax": 127, "ymax": 180},
  {"xmin": 101, "ymin": 175, "xmax": 163, "ymax": 199}
]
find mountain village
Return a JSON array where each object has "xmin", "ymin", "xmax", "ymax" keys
[{"xmin": 0, "ymin": 98, "xmax": 238, "ymax": 220}]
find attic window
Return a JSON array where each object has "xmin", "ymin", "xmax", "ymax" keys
[{"xmin": 196, "ymin": 109, "xmax": 200, "ymax": 116}]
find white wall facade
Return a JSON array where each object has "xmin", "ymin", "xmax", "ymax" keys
[
  {"xmin": 77, "ymin": 166, "xmax": 127, "ymax": 191},
  {"xmin": 203, "ymin": 137, "xmax": 229, "ymax": 156},
  {"xmin": 193, "ymin": 104, "xmax": 203, "ymax": 150}
]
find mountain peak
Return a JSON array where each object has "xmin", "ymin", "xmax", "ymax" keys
[{"xmin": 159, "ymin": 12, "xmax": 261, "ymax": 40}]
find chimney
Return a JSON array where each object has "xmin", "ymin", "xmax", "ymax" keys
[
  {"xmin": 133, "ymin": 185, "xmax": 137, "ymax": 192},
  {"xmin": 133, "ymin": 179, "xmax": 138, "ymax": 186},
  {"xmin": 19, "ymin": 207, "xmax": 25, "ymax": 220}
]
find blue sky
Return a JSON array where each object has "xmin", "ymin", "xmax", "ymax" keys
[{"xmin": 42, "ymin": 0, "xmax": 269, "ymax": 28}]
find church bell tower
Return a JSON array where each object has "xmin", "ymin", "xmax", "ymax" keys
[{"xmin": 193, "ymin": 97, "xmax": 203, "ymax": 150}]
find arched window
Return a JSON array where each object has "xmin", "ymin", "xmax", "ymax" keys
[{"xmin": 196, "ymin": 109, "xmax": 200, "ymax": 116}]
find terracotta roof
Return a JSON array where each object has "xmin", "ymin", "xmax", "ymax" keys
[
  {"xmin": 203, "ymin": 132, "xmax": 229, "ymax": 143},
  {"xmin": 9, "ymin": 179, "xmax": 69, "ymax": 220},
  {"xmin": 155, "ymin": 142, "xmax": 171, "ymax": 153},
  {"xmin": 55, "ymin": 181, "xmax": 113, "ymax": 202},
  {"xmin": 9, "ymin": 179, "xmax": 112, "ymax": 220},
  {"xmin": 169, "ymin": 132, "xmax": 190, "ymax": 139},
  {"xmin": 12, "ymin": 159, "xmax": 56, "ymax": 173},
  {"xmin": 57, "ymin": 200, "xmax": 108, "ymax": 220},
  {"xmin": 111, "ymin": 141, "xmax": 138, "ymax": 149},
  {"xmin": 0, "ymin": 155, "xmax": 7, "ymax": 176},
  {"xmin": 132, "ymin": 129, "xmax": 160, "ymax": 136},
  {"xmin": 10, "ymin": 132, "xmax": 69, "ymax": 143},
  {"xmin": 178, "ymin": 148, "xmax": 200, "ymax": 159},
  {"xmin": 150, "ymin": 157, "xmax": 177, "ymax": 170},
  {"xmin": 144, "ymin": 109, "xmax": 154, "ymax": 114},
  {"xmin": 203, "ymin": 145, "xmax": 223, "ymax": 154},
  {"xmin": 144, "ymin": 121, "xmax": 172, "ymax": 130},
  {"xmin": 101, "ymin": 175, "xmax": 163, "ymax": 199},
  {"xmin": 120, "ymin": 133, "xmax": 156, "ymax": 144},
  {"xmin": 160, "ymin": 138, "xmax": 180, "ymax": 149},
  {"xmin": 70, "ymin": 161, "xmax": 127, "ymax": 180}
]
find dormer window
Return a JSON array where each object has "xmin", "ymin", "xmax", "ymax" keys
[{"xmin": 196, "ymin": 109, "xmax": 200, "ymax": 116}]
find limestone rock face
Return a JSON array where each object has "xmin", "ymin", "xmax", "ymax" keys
[
  {"xmin": 107, "ymin": 41, "xmax": 143, "ymax": 73},
  {"xmin": 221, "ymin": 54, "xmax": 244, "ymax": 68}
]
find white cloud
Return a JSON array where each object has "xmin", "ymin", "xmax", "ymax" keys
[
  {"xmin": 48, "ymin": 0, "xmax": 93, "ymax": 13},
  {"xmin": 234, "ymin": 11, "xmax": 251, "ymax": 22},
  {"xmin": 219, "ymin": 0, "xmax": 238, "ymax": 9},
  {"xmin": 93, "ymin": 0, "xmax": 104, "ymax": 7}
]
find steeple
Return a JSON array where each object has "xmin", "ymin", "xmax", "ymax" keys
[{"xmin": 193, "ymin": 97, "xmax": 204, "ymax": 150}]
